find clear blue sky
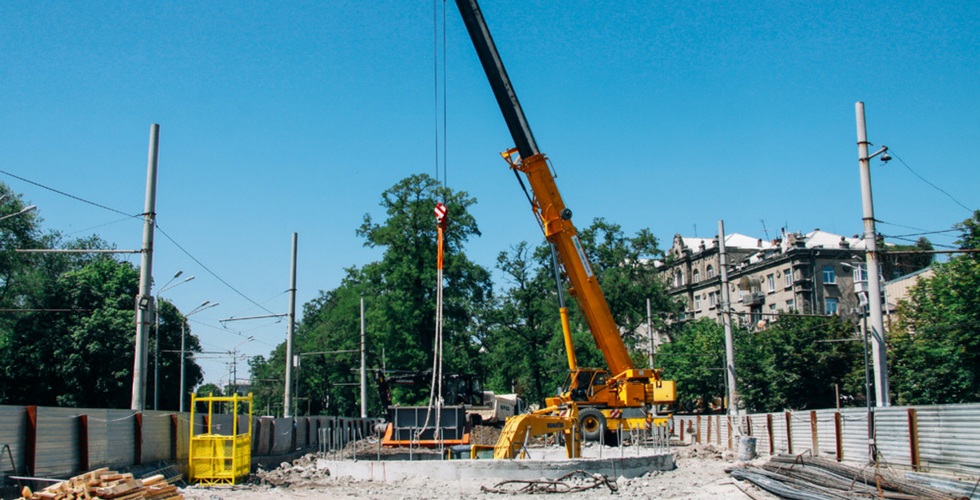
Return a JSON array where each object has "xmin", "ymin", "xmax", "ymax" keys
[{"xmin": 3, "ymin": 0, "xmax": 978, "ymax": 387}]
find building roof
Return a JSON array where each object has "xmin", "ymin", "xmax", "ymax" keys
[{"xmin": 680, "ymin": 233, "xmax": 774, "ymax": 252}]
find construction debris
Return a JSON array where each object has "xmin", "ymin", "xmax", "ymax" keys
[
  {"xmin": 480, "ymin": 470, "xmax": 619, "ymax": 495},
  {"xmin": 730, "ymin": 454, "xmax": 969, "ymax": 500},
  {"xmin": 16, "ymin": 469, "xmax": 182, "ymax": 500}
]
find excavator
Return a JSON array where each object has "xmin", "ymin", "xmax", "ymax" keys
[{"xmin": 454, "ymin": 0, "xmax": 677, "ymax": 443}]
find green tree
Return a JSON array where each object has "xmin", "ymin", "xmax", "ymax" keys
[
  {"xmin": 486, "ymin": 218, "xmax": 681, "ymax": 406},
  {"xmin": 737, "ymin": 315, "xmax": 861, "ymax": 412},
  {"xmin": 657, "ymin": 319, "xmax": 726, "ymax": 412},
  {"xmin": 0, "ymin": 184, "xmax": 205, "ymax": 408},
  {"xmin": 890, "ymin": 211, "xmax": 980, "ymax": 405},
  {"xmin": 260, "ymin": 175, "xmax": 492, "ymax": 417},
  {"xmin": 660, "ymin": 315, "xmax": 861, "ymax": 413}
]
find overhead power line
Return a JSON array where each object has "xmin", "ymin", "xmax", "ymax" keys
[
  {"xmin": 889, "ymin": 151, "xmax": 975, "ymax": 214},
  {"xmin": 0, "ymin": 168, "xmax": 138, "ymax": 218},
  {"xmin": 155, "ymin": 223, "xmax": 275, "ymax": 316}
]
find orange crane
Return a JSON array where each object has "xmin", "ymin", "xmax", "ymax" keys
[{"xmin": 454, "ymin": 0, "xmax": 676, "ymax": 441}]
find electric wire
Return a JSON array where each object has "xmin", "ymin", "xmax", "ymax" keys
[
  {"xmin": 880, "ymin": 229, "xmax": 958, "ymax": 238},
  {"xmin": 433, "ymin": 0, "xmax": 440, "ymax": 183},
  {"xmin": 889, "ymin": 150, "xmax": 975, "ymax": 214},
  {"xmin": 63, "ymin": 216, "xmax": 139, "ymax": 237},
  {"xmin": 442, "ymin": 0, "xmax": 448, "ymax": 191},
  {"xmin": 154, "ymin": 223, "xmax": 275, "ymax": 315},
  {"xmin": 0, "ymin": 168, "xmax": 139, "ymax": 218}
]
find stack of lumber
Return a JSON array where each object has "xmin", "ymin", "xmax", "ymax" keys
[
  {"xmin": 730, "ymin": 454, "xmax": 969, "ymax": 500},
  {"xmin": 17, "ymin": 469, "xmax": 182, "ymax": 500}
]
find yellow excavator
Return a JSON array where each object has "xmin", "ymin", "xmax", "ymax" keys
[{"xmin": 454, "ymin": 0, "xmax": 677, "ymax": 443}]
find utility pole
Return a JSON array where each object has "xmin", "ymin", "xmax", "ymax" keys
[
  {"xmin": 132, "ymin": 124, "xmax": 160, "ymax": 412},
  {"xmin": 646, "ymin": 298, "xmax": 654, "ymax": 369},
  {"xmin": 855, "ymin": 102, "xmax": 890, "ymax": 407},
  {"xmin": 285, "ymin": 233, "xmax": 298, "ymax": 417},
  {"xmin": 718, "ymin": 220, "xmax": 739, "ymax": 431},
  {"xmin": 360, "ymin": 297, "xmax": 367, "ymax": 419}
]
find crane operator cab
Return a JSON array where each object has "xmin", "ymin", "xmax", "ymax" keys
[{"xmin": 564, "ymin": 369, "xmax": 609, "ymax": 402}]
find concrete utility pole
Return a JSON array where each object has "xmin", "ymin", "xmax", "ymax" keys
[
  {"xmin": 360, "ymin": 297, "xmax": 367, "ymax": 419},
  {"xmin": 285, "ymin": 233, "xmax": 298, "ymax": 417},
  {"xmin": 132, "ymin": 124, "xmax": 160, "ymax": 412},
  {"xmin": 646, "ymin": 298, "xmax": 655, "ymax": 369},
  {"xmin": 718, "ymin": 220, "xmax": 739, "ymax": 430},
  {"xmin": 855, "ymin": 102, "xmax": 891, "ymax": 407}
]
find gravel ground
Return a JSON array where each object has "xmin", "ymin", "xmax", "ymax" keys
[{"xmin": 180, "ymin": 445, "xmax": 777, "ymax": 500}]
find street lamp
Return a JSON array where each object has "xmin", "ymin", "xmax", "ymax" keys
[
  {"xmin": 154, "ymin": 272, "xmax": 195, "ymax": 410},
  {"xmin": 180, "ymin": 300, "xmax": 219, "ymax": 412},
  {"xmin": 0, "ymin": 205, "xmax": 37, "ymax": 222}
]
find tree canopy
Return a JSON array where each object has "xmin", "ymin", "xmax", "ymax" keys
[
  {"xmin": 0, "ymin": 182, "xmax": 205, "ymax": 409},
  {"xmin": 890, "ymin": 211, "xmax": 980, "ymax": 405}
]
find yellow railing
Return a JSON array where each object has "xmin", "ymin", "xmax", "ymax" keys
[{"xmin": 189, "ymin": 393, "xmax": 252, "ymax": 485}]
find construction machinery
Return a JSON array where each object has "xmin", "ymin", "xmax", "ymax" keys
[
  {"xmin": 376, "ymin": 370, "xmax": 525, "ymax": 426},
  {"xmin": 493, "ymin": 404, "xmax": 581, "ymax": 459},
  {"xmin": 376, "ymin": 370, "xmax": 526, "ymax": 447},
  {"xmin": 454, "ymin": 0, "xmax": 677, "ymax": 441}
]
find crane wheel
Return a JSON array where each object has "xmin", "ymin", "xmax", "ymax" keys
[{"xmin": 578, "ymin": 408, "xmax": 606, "ymax": 442}]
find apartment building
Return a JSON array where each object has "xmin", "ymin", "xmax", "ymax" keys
[{"xmin": 660, "ymin": 229, "xmax": 868, "ymax": 326}]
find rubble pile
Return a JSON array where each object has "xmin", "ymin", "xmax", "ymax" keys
[{"xmin": 254, "ymin": 454, "xmax": 330, "ymax": 487}]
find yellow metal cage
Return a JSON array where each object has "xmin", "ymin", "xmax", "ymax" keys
[{"xmin": 189, "ymin": 392, "xmax": 253, "ymax": 485}]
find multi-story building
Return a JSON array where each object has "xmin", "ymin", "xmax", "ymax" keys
[{"xmin": 660, "ymin": 229, "xmax": 869, "ymax": 326}]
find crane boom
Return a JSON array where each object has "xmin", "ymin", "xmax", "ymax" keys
[{"xmin": 454, "ymin": 0, "xmax": 633, "ymax": 376}]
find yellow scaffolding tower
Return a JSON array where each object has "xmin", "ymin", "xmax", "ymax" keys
[{"xmin": 189, "ymin": 392, "xmax": 253, "ymax": 485}]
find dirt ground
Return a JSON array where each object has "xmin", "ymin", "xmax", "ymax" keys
[{"xmin": 180, "ymin": 444, "xmax": 777, "ymax": 500}]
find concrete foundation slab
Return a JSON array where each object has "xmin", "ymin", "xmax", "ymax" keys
[{"xmin": 316, "ymin": 450, "xmax": 674, "ymax": 482}]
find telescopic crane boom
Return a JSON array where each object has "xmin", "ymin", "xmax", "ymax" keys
[{"xmin": 454, "ymin": 0, "xmax": 676, "ymax": 440}]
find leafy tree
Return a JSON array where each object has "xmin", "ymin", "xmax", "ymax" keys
[
  {"xmin": 0, "ymin": 184, "xmax": 205, "ymax": 408},
  {"xmin": 890, "ymin": 211, "xmax": 980, "ymax": 405},
  {"xmin": 880, "ymin": 236, "xmax": 934, "ymax": 280},
  {"xmin": 483, "ymin": 242, "xmax": 562, "ymax": 407},
  {"xmin": 657, "ymin": 319, "xmax": 726, "ymax": 412},
  {"xmin": 486, "ymin": 219, "xmax": 681, "ymax": 406},
  {"xmin": 259, "ymin": 175, "xmax": 492, "ymax": 417},
  {"xmin": 737, "ymin": 315, "xmax": 861, "ymax": 412},
  {"xmin": 660, "ymin": 315, "xmax": 861, "ymax": 413}
]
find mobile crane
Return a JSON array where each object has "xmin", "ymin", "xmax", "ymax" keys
[{"xmin": 454, "ymin": 0, "xmax": 676, "ymax": 441}]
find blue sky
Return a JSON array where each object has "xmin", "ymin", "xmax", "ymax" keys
[{"xmin": 2, "ymin": 0, "xmax": 978, "ymax": 387}]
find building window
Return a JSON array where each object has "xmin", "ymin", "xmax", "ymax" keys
[
  {"xmin": 695, "ymin": 295, "xmax": 702, "ymax": 310},
  {"xmin": 854, "ymin": 264, "xmax": 868, "ymax": 283},
  {"xmin": 769, "ymin": 303, "xmax": 777, "ymax": 319},
  {"xmin": 739, "ymin": 289, "xmax": 746, "ymax": 301},
  {"xmin": 675, "ymin": 271, "xmax": 685, "ymax": 287},
  {"xmin": 706, "ymin": 265, "xmax": 714, "ymax": 279},
  {"xmin": 709, "ymin": 292, "xmax": 717, "ymax": 307},
  {"xmin": 823, "ymin": 267, "xmax": 836, "ymax": 284},
  {"xmin": 693, "ymin": 269, "xmax": 700, "ymax": 283},
  {"xmin": 786, "ymin": 299, "xmax": 794, "ymax": 311},
  {"xmin": 767, "ymin": 273, "xmax": 775, "ymax": 292},
  {"xmin": 784, "ymin": 268, "xmax": 793, "ymax": 287},
  {"xmin": 825, "ymin": 297, "xmax": 838, "ymax": 315}
]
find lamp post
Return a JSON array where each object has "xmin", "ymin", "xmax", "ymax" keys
[
  {"xmin": 0, "ymin": 205, "xmax": 37, "ymax": 222},
  {"xmin": 180, "ymin": 301, "xmax": 219, "ymax": 412},
  {"xmin": 154, "ymin": 272, "xmax": 194, "ymax": 410}
]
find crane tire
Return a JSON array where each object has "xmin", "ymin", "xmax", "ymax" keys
[{"xmin": 578, "ymin": 408, "xmax": 606, "ymax": 442}]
